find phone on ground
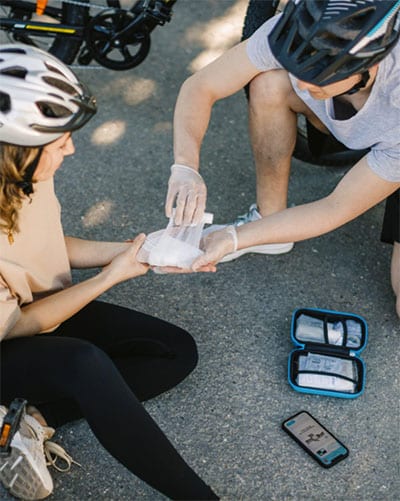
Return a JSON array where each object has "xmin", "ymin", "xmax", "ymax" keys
[{"xmin": 282, "ymin": 410, "xmax": 349, "ymax": 468}]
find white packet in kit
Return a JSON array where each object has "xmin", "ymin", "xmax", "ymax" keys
[
  {"xmin": 297, "ymin": 353, "xmax": 357, "ymax": 393},
  {"xmin": 296, "ymin": 314, "xmax": 346, "ymax": 346},
  {"xmin": 298, "ymin": 353, "xmax": 355, "ymax": 379},
  {"xmin": 137, "ymin": 212, "xmax": 213, "ymax": 268},
  {"xmin": 297, "ymin": 373, "xmax": 356, "ymax": 393}
]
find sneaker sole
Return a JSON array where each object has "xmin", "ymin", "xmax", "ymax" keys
[
  {"xmin": 0, "ymin": 446, "xmax": 52, "ymax": 500},
  {"xmin": 219, "ymin": 242, "xmax": 294, "ymax": 262}
]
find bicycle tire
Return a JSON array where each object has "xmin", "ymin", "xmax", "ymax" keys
[
  {"xmin": 294, "ymin": 116, "xmax": 367, "ymax": 167},
  {"xmin": 242, "ymin": 0, "xmax": 279, "ymax": 42},
  {"xmin": 241, "ymin": 0, "xmax": 366, "ymax": 167}
]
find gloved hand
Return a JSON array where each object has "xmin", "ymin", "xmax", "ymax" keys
[
  {"xmin": 192, "ymin": 226, "xmax": 237, "ymax": 271},
  {"xmin": 165, "ymin": 164, "xmax": 207, "ymax": 226}
]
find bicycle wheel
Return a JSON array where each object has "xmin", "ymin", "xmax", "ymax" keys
[
  {"xmin": 242, "ymin": 0, "xmax": 279, "ymax": 42},
  {"xmin": 1, "ymin": 0, "xmax": 89, "ymax": 64},
  {"xmin": 241, "ymin": 0, "xmax": 367, "ymax": 167}
]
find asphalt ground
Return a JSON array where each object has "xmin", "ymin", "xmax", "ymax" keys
[{"xmin": 1, "ymin": 1, "xmax": 399, "ymax": 500}]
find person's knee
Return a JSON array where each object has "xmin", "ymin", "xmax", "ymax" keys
[
  {"xmin": 66, "ymin": 340, "xmax": 112, "ymax": 379},
  {"xmin": 185, "ymin": 332, "xmax": 198, "ymax": 373},
  {"xmin": 172, "ymin": 328, "xmax": 198, "ymax": 376},
  {"xmin": 249, "ymin": 70, "xmax": 295, "ymax": 110}
]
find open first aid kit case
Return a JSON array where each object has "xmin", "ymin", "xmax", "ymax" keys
[{"xmin": 288, "ymin": 307, "xmax": 368, "ymax": 399}]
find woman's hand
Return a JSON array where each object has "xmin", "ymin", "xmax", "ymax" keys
[
  {"xmin": 5, "ymin": 234, "xmax": 150, "ymax": 339},
  {"xmin": 102, "ymin": 234, "xmax": 150, "ymax": 284}
]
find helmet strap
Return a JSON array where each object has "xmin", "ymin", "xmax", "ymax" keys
[
  {"xmin": 340, "ymin": 70, "xmax": 370, "ymax": 96},
  {"xmin": 17, "ymin": 148, "xmax": 43, "ymax": 196}
]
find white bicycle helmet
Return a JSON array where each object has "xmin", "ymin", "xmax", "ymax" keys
[{"xmin": 0, "ymin": 44, "xmax": 97, "ymax": 146}]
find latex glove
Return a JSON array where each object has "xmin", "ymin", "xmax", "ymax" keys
[
  {"xmin": 151, "ymin": 263, "xmax": 217, "ymax": 274},
  {"xmin": 192, "ymin": 226, "xmax": 237, "ymax": 271},
  {"xmin": 165, "ymin": 164, "xmax": 207, "ymax": 226}
]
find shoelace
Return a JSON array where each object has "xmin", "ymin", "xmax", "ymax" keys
[
  {"xmin": 44, "ymin": 441, "xmax": 82, "ymax": 473},
  {"xmin": 234, "ymin": 204, "xmax": 260, "ymax": 226}
]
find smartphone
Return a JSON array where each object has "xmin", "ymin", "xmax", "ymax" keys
[{"xmin": 282, "ymin": 410, "xmax": 349, "ymax": 468}]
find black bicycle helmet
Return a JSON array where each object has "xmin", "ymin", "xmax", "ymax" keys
[
  {"xmin": 0, "ymin": 44, "xmax": 97, "ymax": 146},
  {"xmin": 269, "ymin": 0, "xmax": 400, "ymax": 86}
]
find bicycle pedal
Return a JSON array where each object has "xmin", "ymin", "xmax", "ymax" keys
[{"xmin": 0, "ymin": 398, "xmax": 27, "ymax": 456}]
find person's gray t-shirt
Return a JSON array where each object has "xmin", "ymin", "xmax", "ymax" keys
[{"xmin": 246, "ymin": 15, "xmax": 400, "ymax": 182}]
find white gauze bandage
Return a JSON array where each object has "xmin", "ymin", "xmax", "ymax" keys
[{"xmin": 137, "ymin": 212, "xmax": 214, "ymax": 268}]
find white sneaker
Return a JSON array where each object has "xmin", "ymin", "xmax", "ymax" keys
[
  {"xmin": 0, "ymin": 405, "xmax": 54, "ymax": 500},
  {"xmin": 203, "ymin": 203, "xmax": 294, "ymax": 263},
  {"xmin": 0, "ymin": 404, "xmax": 80, "ymax": 500}
]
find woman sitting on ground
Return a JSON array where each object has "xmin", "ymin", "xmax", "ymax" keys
[{"xmin": 0, "ymin": 44, "xmax": 217, "ymax": 501}]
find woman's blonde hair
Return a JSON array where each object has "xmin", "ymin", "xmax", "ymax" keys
[{"xmin": 0, "ymin": 143, "xmax": 40, "ymax": 240}]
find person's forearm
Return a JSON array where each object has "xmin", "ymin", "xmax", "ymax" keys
[
  {"xmin": 173, "ymin": 42, "xmax": 259, "ymax": 169},
  {"xmin": 237, "ymin": 197, "xmax": 342, "ymax": 248},
  {"xmin": 5, "ymin": 268, "xmax": 117, "ymax": 339},
  {"xmin": 65, "ymin": 237, "xmax": 130, "ymax": 268},
  {"xmin": 237, "ymin": 160, "xmax": 400, "ymax": 249},
  {"xmin": 173, "ymin": 75, "xmax": 215, "ymax": 169}
]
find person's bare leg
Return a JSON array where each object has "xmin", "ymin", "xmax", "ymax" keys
[
  {"xmin": 391, "ymin": 242, "xmax": 400, "ymax": 318},
  {"xmin": 248, "ymin": 70, "xmax": 328, "ymax": 216}
]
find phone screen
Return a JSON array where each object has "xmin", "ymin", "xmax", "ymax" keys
[{"xmin": 282, "ymin": 411, "xmax": 348, "ymax": 467}]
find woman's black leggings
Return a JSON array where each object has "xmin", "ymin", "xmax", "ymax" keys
[{"xmin": 0, "ymin": 301, "xmax": 217, "ymax": 500}]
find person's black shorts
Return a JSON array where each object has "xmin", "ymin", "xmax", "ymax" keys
[{"xmin": 381, "ymin": 189, "xmax": 400, "ymax": 245}]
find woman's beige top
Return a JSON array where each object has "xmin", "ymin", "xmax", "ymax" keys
[{"xmin": 0, "ymin": 178, "xmax": 72, "ymax": 340}]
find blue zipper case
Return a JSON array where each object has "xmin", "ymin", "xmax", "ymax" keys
[{"xmin": 288, "ymin": 307, "xmax": 368, "ymax": 399}]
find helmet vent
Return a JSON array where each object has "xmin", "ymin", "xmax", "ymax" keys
[
  {"xmin": 45, "ymin": 62, "xmax": 66, "ymax": 76},
  {"xmin": 42, "ymin": 76, "xmax": 78, "ymax": 97},
  {"xmin": 322, "ymin": 1, "xmax": 373, "ymax": 21},
  {"xmin": 0, "ymin": 47, "xmax": 25, "ymax": 55},
  {"xmin": 0, "ymin": 66, "xmax": 27, "ymax": 79},
  {"xmin": 0, "ymin": 92, "xmax": 11, "ymax": 113},
  {"xmin": 36, "ymin": 101, "xmax": 72, "ymax": 119}
]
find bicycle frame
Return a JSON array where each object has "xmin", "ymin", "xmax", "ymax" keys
[
  {"xmin": 0, "ymin": 0, "xmax": 178, "ymax": 69},
  {"xmin": 1, "ymin": 0, "xmax": 86, "ymax": 39}
]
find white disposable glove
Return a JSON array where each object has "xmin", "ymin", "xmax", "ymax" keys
[
  {"xmin": 165, "ymin": 164, "xmax": 207, "ymax": 226},
  {"xmin": 192, "ymin": 226, "xmax": 237, "ymax": 271}
]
